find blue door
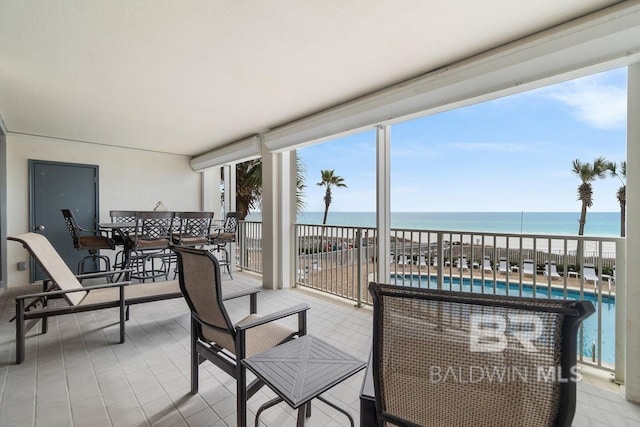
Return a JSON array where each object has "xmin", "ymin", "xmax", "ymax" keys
[{"xmin": 29, "ymin": 160, "xmax": 99, "ymax": 281}]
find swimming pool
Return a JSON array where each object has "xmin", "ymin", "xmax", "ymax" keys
[{"xmin": 391, "ymin": 274, "xmax": 616, "ymax": 365}]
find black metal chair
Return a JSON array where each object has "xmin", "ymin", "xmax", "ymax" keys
[
  {"xmin": 172, "ymin": 211, "xmax": 214, "ymax": 247},
  {"xmin": 109, "ymin": 210, "xmax": 137, "ymax": 269},
  {"xmin": 61, "ymin": 209, "xmax": 115, "ymax": 274},
  {"xmin": 209, "ymin": 211, "xmax": 240, "ymax": 278},
  {"xmin": 368, "ymin": 282, "xmax": 595, "ymax": 427},
  {"xmin": 128, "ymin": 211, "xmax": 175, "ymax": 281},
  {"xmin": 172, "ymin": 245, "xmax": 309, "ymax": 427},
  {"xmin": 170, "ymin": 211, "xmax": 215, "ymax": 278}
]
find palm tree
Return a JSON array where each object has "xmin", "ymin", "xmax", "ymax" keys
[
  {"xmin": 608, "ymin": 161, "xmax": 626, "ymax": 237},
  {"xmin": 571, "ymin": 157, "xmax": 608, "ymax": 262},
  {"xmin": 317, "ymin": 170, "xmax": 347, "ymax": 224},
  {"xmin": 234, "ymin": 159, "xmax": 262, "ymax": 220},
  {"xmin": 233, "ymin": 157, "xmax": 306, "ymax": 219}
]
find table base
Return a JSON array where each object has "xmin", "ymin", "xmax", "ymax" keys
[{"xmin": 255, "ymin": 395, "xmax": 354, "ymax": 427}]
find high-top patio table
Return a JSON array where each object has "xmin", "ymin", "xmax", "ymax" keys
[
  {"xmin": 242, "ymin": 335, "xmax": 366, "ymax": 427},
  {"xmin": 98, "ymin": 222, "xmax": 136, "ymax": 274}
]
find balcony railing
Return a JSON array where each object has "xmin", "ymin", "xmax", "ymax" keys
[{"xmin": 238, "ymin": 220, "xmax": 625, "ymax": 374}]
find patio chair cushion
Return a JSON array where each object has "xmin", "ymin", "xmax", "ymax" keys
[
  {"xmin": 173, "ymin": 236, "xmax": 209, "ymax": 246},
  {"xmin": 211, "ymin": 232, "xmax": 235, "ymax": 242},
  {"xmin": 238, "ymin": 315, "xmax": 297, "ymax": 358},
  {"xmin": 11, "ymin": 232, "xmax": 87, "ymax": 306},
  {"xmin": 80, "ymin": 280, "xmax": 181, "ymax": 305},
  {"xmin": 76, "ymin": 235, "xmax": 116, "ymax": 251},
  {"xmin": 129, "ymin": 236, "xmax": 170, "ymax": 249}
]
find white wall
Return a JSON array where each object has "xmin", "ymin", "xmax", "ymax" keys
[{"xmin": 6, "ymin": 133, "xmax": 201, "ymax": 287}]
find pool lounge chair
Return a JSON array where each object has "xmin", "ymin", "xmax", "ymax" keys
[
  {"xmin": 397, "ymin": 255, "xmax": 411, "ymax": 265},
  {"xmin": 497, "ymin": 257, "xmax": 510, "ymax": 274},
  {"xmin": 522, "ymin": 259, "xmax": 535, "ymax": 275},
  {"xmin": 583, "ymin": 263, "xmax": 601, "ymax": 290},
  {"xmin": 481, "ymin": 256, "xmax": 492, "ymax": 272},
  {"xmin": 544, "ymin": 261, "xmax": 562, "ymax": 280},
  {"xmin": 415, "ymin": 255, "xmax": 428, "ymax": 268},
  {"xmin": 456, "ymin": 256, "xmax": 469, "ymax": 271}
]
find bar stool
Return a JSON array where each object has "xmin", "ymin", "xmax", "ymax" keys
[
  {"xmin": 61, "ymin": 209, "xmax": 115, "ymax": 274},
  {"xmin": 129, "ymin": 211, "xmax": 175, "ymax": 282},
  {"xmin": 109, "ymin": 210, "xmax": 137, "ymax": 269},
  {"xmin": 209, "ymin": 212, "xmax": 240, "ymax": 278}
]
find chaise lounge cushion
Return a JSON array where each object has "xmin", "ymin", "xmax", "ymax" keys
[{"xmin": 80, "ymin": 280, "xmax": 181, "ymax": 305}]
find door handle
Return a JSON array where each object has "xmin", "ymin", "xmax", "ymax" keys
[{"xmin": 35, "ymin": 225, "xmax": 45, "ymax": 232}]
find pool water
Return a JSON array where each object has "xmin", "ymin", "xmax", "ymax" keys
[{"xmin": 392, "ymin": 274, "xmax": 616, "ymax": 365}]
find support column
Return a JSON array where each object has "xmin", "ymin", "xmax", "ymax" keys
[
  {"xmin": 201, "ymin": 167, "xmax": 222, "ymax": 218},
  {"xmin": 222, "ymin": 164, "xmax": 237, "ymax": 272},
  {"xmin": 261, "ymin": 148, "xmax": 295, "ymax": 289},
  {"xmin": 285, "ymin": 151, "xmax": 297, "ymax": 287},
  {"xmin": 223, "ymin": 165, "xmax": 237, "ymax": 213},
  {"xmin": 625, "ymin": 62, "xmax": 640, "ymax": 403},
  {"xmin": 376, "ymin": 126, "xmax": 391, "ymax": 284}
]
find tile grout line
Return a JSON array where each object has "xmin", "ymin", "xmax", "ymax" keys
[
  {"xmin": 73, "ymin": 308, "xmax": 117, "ymax": 427},
  {"xmin": 128, "ymin": 307, "xmax": 191, "ymax": 425}
]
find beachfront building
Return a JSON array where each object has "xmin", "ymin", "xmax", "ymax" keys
[{"xmin": 2, "ymin": 1, "xmax": 640, "ymax": 423}]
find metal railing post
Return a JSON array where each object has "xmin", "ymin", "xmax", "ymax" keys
[
  {"xmin": 437, "ymin": 231, "xmax": 444, "ymax": 290},
  {"xmin": 615, "ymin": 239, "xmax": 626, "ymax": 384},
  {"xmin": 356, "ymin": 228, "xmax": 363, "ymax": 308}
]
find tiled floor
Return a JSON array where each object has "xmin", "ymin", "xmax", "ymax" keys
[{"xmin": 0, "ymin": 272, "xmax": 639, "ymax": 427}]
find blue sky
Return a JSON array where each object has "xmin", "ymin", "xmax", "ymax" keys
[{"xmin": 298, "ymin": 67, "xmax": 627, "ymax": 213}]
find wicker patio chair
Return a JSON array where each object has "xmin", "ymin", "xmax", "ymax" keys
[
  {"xmin": 368, "ymin": 282, "xmax": 594, "ymax": 427},
  {"xmin": 172, "ymin": 245, "xmax": 310, "ymax": 427}
]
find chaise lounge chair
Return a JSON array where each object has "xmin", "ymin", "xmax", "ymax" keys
[
  {"xmin": 397, "ymin": 255, "xmax": 410, "ymax": 265},
  {"xmin": 497, "ymin": 256, "xmax": 510, "ymax": 274},
  {"xmin": 481, "ymin": 255, "xmax": 492, "ymax": 272},
  {"xmin": 456, "ymin": 256, "xmax": 469, "ymax": 271},
  {"xmin": 8, "ymin": 232, "xmax": 186, "ymax": 363},
  {"xmin": 544, "ymin": 261, "xmax": 562, "ymax": 280},
  {"xmin": 522, "ymin": 259, "xmax": 535, "ymax": 275},
  {"xmin": 415, "ymin": 255, "xmax": 428, "ymax": 268},
  {"xmin": 583, "ymin": 263, "xmax": 600, "ymax": 290}
]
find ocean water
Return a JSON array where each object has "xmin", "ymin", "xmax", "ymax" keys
[{"xmin": 246, "ymin": 211, "xmax": 621, "ymax": 237}]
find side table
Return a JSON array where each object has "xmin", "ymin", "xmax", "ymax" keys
[{"xmin": 242, "ymin": 335, "xmax": 366, "ymax": 427}]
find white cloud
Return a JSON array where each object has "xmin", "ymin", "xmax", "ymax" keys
[{"xmin": 539, "ymin": 74, "xmax": 626, "ymax": 130}]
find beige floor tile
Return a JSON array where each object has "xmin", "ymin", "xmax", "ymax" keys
[{"xmin": 1, "ymin": 272, "xmax": 639, "ymax": 427}]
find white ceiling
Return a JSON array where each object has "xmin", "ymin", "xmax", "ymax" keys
[{"xmin": 0, "ymin": 0, "xmax": 622, "ymax": 157}]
